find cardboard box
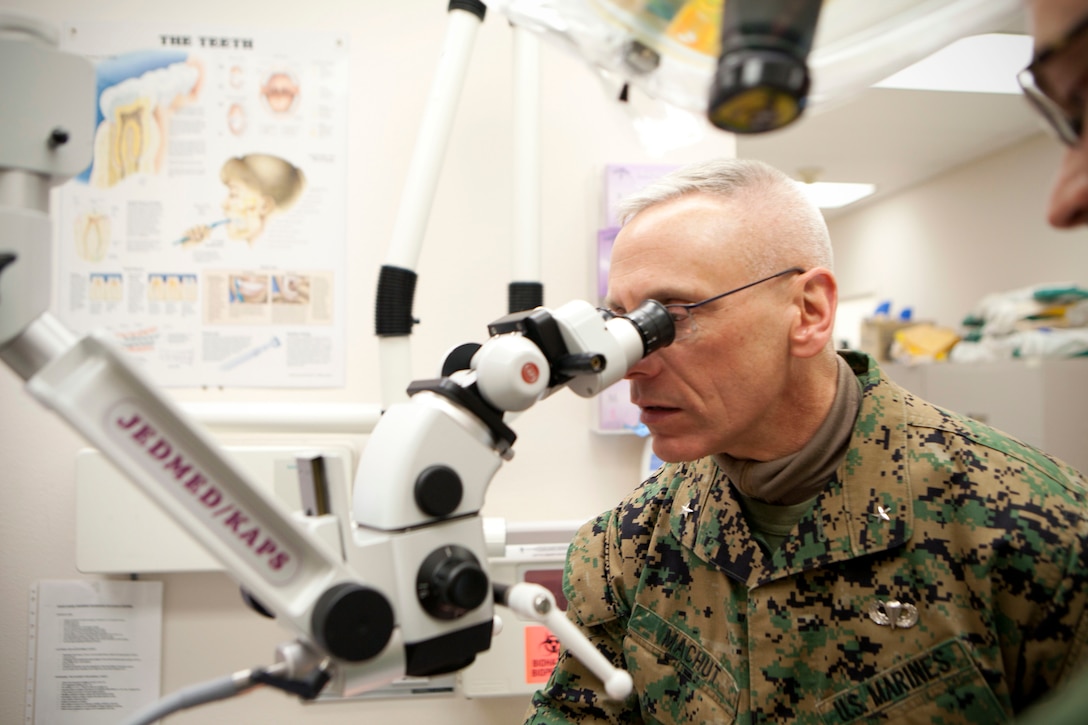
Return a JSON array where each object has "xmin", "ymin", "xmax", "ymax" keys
[{"xmin": 860, "ymin": 318, "xmax": 924, "ymax": 362}]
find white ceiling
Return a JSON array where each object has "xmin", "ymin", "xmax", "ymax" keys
[
  {"xmin": 735, "ymin": 12, "xmax": 1043, "ymax": 218},
  {"xmin": 734, "ymin": 84, "xmax": 1044, "ymax": 218}
]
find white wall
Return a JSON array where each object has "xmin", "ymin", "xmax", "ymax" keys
[
  {"xmin": 828, "ymin": 132, "xmax": 1087, "ymax": 329},
  {"xmin": 0, "ymin": 2, "xmax": 736, "ymax": 723}
]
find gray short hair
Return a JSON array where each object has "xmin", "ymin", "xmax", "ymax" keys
[{"xmin": 616, "ymin": 158, "xmax": 833, "ymax": 274}]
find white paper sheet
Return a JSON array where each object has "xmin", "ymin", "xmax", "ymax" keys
[{"xmin": 26, "ymin": 579, "xmax": 163, "ymax": 725}]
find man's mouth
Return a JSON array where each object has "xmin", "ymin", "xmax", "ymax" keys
[{"xmin": 639, "ymin": 405, "xmax": 680, "ymax": 424}]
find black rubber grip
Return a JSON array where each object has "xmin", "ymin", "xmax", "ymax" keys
[{"xmin": 375, "ymin": 265, "xmax": 419, "ymax": 337}]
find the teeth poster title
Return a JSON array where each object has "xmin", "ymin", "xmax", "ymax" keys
[{"xmin": 158, "ymin": 34, "xmax": 254, "ymax": 49}]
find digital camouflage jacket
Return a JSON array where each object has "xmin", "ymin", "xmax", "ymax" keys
[{"xmin": 524, "ymin": 352, "xmax": 1088, "ymax": 724}]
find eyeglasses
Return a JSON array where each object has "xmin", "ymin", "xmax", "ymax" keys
[
  {"xmin": 1018, "ymin": 13, "xmax": 1088, "ymax": 147},
  {"xmin": 663, "ymin": 267, "xmax": 804, "ymax": 341}
]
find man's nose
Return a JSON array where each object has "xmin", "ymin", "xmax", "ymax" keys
[{"xmin": 624, "ymin": 350, "xmax": 662, "ymax": 379}]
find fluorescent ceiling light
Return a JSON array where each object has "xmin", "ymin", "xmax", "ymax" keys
[
  {"xmin": 794, "ymin": 181, "xmax": 876, "ymax": 209},
  {"xmin": 874, "ymin": 33, "xmax": 1032, "ymax": 94}
]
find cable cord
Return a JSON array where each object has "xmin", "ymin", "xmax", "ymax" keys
[{"xmin": 121, "ymin": 668, "xmax": 259, "ymax": 725}]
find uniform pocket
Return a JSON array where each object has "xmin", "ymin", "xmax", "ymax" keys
[
  {"xmin": 816, "ymin": 638, "xmax": 1009, "ymax": 724},
  {"xmin": 625, "ymin": 604, "xmax": 740, "ymax": 725}
]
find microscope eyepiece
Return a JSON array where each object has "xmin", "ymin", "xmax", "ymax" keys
[{"xmin": 621, "ymin": 299, "xmax": 674, "ymax": 356}]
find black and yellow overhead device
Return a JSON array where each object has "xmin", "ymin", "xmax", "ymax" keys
[{"xmin": 709, "ymin": 0, "xmax": 824, "ymax": 134}]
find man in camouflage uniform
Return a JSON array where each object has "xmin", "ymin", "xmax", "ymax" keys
[{"xmin": 522, "ymin": 158, "xmax": 1088, "ymax": 723}]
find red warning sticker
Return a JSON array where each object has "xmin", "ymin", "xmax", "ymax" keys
[{"xmin": 525, "ymin": 625, "xmax": 561, "ymax": 683}]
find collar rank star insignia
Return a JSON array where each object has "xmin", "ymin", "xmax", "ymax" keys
[{"xmin": 868, "ymin": 599, "xmax": 918, "ymax": 629}]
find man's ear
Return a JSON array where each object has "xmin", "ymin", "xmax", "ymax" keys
[{"xmin": 789, "ymin": 268, "xmax": 837, "ymax": 358}]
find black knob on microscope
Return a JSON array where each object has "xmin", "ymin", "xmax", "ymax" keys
[
  {"xmin": 415, "ymin": 464, "xmax": 463, "ymax": 517},
  {"xmin": 311, "ymin": 583, "xmax": 395, "ymax": 662},
  {"xmin": 417, "ymin": 545, "xmax": 489, "ymax": 620}
]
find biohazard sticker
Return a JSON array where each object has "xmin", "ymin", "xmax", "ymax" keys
[{"xmin": 525, "ymin": 625, "xmax": 561, "ymax": 683}]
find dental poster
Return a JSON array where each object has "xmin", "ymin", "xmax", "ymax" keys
[{"xmin": 55, "ymin": 23, "xmax": 348, "ymax": 387}]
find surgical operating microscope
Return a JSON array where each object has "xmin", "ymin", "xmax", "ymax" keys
[
  {"xmin": 0, "ymin": 0, "xmax": 853, "ymax": 717},
  {"xmin": 0, "ymin": 10, "xmax": 678, "ymax": 719}
]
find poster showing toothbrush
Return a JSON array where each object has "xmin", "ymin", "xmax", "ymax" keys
[{"xmin": 55, "ymin": 22, "xmax": 348, "ymax": 387}]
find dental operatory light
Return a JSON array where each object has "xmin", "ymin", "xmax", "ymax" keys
[{"xmin": 709, "ymin": 0, "xmax": 824, "ymax": 134}]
